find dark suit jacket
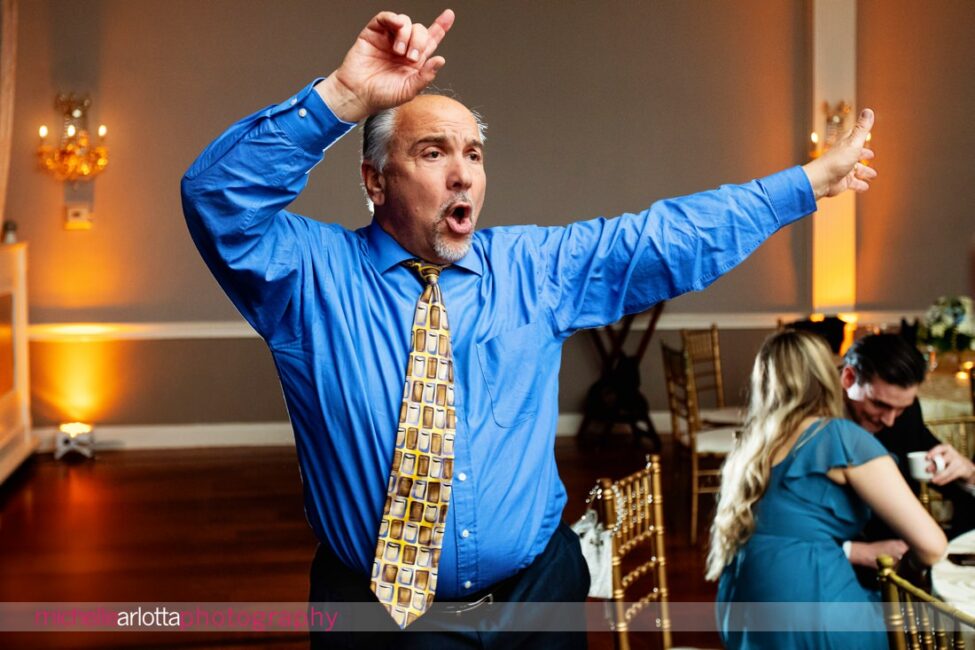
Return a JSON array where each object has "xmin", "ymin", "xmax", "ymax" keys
[{"xmin": 862, "ymin": 399, "xmax": 974, "ymax": 541}]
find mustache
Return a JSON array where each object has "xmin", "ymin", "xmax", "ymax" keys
[{"xmin": 437, "ymin": 193, "xmax": 473, "ymax": 220}]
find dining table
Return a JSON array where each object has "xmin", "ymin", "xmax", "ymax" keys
[
  {"xmin": 931, "ymin": 528, "xmax": 975, "ymax": 640},
  {"xmin": 919, "ymin": 369, "xmax": 972, "ymax": 419}
]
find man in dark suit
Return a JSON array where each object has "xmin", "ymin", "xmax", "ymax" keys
[{"xmin": 840, "ymin": 334, "xmax": 975, "ymax": 572}]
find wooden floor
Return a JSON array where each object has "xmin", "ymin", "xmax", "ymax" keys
[{"xmin": 0, "ymin": 434, "xmax": 720, "ymax": 649}]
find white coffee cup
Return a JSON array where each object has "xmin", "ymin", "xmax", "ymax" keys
[{"xmin": 907, "ymin": 451, "xmax": 946, "ymax": 481}]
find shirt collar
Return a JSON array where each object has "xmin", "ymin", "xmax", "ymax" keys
[{"xmin": 360, "ymin": 220, "xmax": 483, "ymax": 276}]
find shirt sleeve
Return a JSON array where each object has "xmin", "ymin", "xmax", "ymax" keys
[
  {"xmin": 180, "ymin": 79, "xmax": 356, "ymax": 338},
  {"xmin": 532, "ymin": 167, "xmax": 816, "ymax": 337}
]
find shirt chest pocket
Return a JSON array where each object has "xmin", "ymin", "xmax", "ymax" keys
[{"xmin": 475, "ymin": 320, "xmax": 547, "ymax": 428}]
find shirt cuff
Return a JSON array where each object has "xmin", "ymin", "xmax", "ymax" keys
[
  {"xmin": 758, "ymin": 166, "xmax": 817, "ymax": 228},
  {"xmin": 271, "ymin": 78, "xmax": 358, "ymax": 157}
]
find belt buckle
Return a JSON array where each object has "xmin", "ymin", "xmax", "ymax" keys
[{"xmin": 442, "ymin": 592, "xmax": 494, "ymax": 615}]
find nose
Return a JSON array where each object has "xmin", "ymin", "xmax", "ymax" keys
[
  {"xmin": 447, "ymin": 153, "xmax": 472, "ymax": 190},
  {"xmin": 880, "ymin": 410, "xmax": 897, "ymax": 427}
]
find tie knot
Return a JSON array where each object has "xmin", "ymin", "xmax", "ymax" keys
[{"xmin": 404, "ymin": 260, "xmax": 443, "ymax": 286}]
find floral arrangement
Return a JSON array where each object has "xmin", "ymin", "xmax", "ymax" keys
[{"xmin": 919, "ymin": 296, "xmax": 975, "ymax": 352}]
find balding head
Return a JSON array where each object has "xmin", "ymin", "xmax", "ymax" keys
[{"xmin": 362, "ymin": 93, "xmax": 487, "ymax": 175}]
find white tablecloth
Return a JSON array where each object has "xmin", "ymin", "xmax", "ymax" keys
[
  {"xmin": 919, "ymin": 373, "xmax": 972, "ymax": 419},
  {"xmin": 932, "ymin": 529, "xmax": 975, "ymax": 634}
]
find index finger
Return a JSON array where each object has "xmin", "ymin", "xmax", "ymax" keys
[
  {"xmin": 425, "ymin": 9, "xmax": 455, "ymax": 54},
  {"xmin": 374, "ymin": 12, "xmax": 413, "ymax": 55}
]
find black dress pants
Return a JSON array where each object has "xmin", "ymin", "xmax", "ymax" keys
[{"xmin": 308, "ymin": 522, "xmax": 590, "ymax": 649}]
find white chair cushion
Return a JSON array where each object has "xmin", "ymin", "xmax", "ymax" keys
[
  {"xmin": 700, "ymin": 406, "xmax": 744, "ymax": 425},
  {"xmin": 695, "ymin": 427, "xmax": 737, "ymax": 454}
]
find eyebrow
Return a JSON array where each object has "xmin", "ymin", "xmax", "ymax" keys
[
  {"xmin": 868, "ymin": 397, "xmax": 909, "ymax": 411},
  {"xmin": 411, "ymin": 136, "xmax": 484, "ymax": 153}
]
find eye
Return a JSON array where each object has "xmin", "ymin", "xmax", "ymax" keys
[
  {"xmin": 422, "ymin": 149, "xmax": 443, "ymax": 160},
  {"xmin": 467, "ymin": 150, "xmax": 483, "ymax": 163}
]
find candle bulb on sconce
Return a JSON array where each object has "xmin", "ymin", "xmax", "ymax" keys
[
  {"xmin": 38, "ymin": 125, "xmax": 49, "ymax": 140},
  {"xmin": 860, "ymin": 132, "xmax": 873, "ymax": 167},
  {"xmin": 97, "ymin": 124, "xmax": 107, "ymax": 139},
  {"xmin": 809, "ymin": 132, "xmax": 821, "ymax": 159}
]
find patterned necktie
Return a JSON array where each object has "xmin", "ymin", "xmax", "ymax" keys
[{"xmin": 371, "ymin": 260, "xmax": 456, "ymax": 629}]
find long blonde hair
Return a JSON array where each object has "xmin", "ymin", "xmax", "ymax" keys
[{"xmin": 705, "ymin": 330, "xmax": 845, "ymax": 580}]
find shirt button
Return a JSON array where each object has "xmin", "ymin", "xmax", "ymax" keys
[
  {"xmin": 458, "ymin": 472, "xmax": 467, "ymax": 482},
  {"xmin": 461, "ymin": 529, "xmax": 470, "ymax": 538},
  {"xmin": 290, "ymin": 97, "xmax": 297, "ymax": 106},
  {"xmin": 464, "ymin": 580, "xmax": 472, "ymax": 589},
  {"xmin": 298, "ymin": 108, "xmax": 308, "ymax": 118}
]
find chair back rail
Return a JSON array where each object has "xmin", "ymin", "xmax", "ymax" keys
[
  {"xmin": 680, "ymin": 324, "xmax": 726, "ymax": 409},
  {"xmin": 595, "ymin": 455, "xmax": 673, "ymax": 650},
  {"xmin": 925, "ymin": 417, "xmax": 974, "ymax": 460},
  {"xmin": 877, "ymin": 554, "xmax": 975, "ymax": 650}
]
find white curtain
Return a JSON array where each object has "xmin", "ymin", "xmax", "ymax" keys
[{"xmin": 0, "ymin": 0, "xmax": 18, "ymax": 224}]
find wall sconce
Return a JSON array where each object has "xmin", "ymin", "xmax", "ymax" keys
[
  {"xmin": 809, "ymin": 101, "xmax": 867, "ymax": 160},
  {"xmin": 37, "ymin": 94, "xmax": 109, "ymax": 230},
  {"xmin": 38, "ymin": 94, "xmax": 108, "ymax": 182}
]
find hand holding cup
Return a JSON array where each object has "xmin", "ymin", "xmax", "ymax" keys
[{"xmin": 908, "ymin": 451, "xmax": 946, "ymax": 481}]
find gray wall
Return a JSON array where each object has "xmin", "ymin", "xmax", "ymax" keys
[
  {"xmin": 6, "ymin": 1, "xmax": 974, "ymax": 427},
  {"xmin": 856, "ymin": 0, "xmax": 975, "ymax": 308}
]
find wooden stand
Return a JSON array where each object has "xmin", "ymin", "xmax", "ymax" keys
[{"xmin": 576, "ymin": 303, "xmax": 665, "ymax": 450}]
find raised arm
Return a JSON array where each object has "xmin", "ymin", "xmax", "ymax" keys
[{"xmin": 181, "ymin": 10, "xmax": 455, "ymax": 339}]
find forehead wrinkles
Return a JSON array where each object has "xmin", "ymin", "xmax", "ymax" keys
[{"xmin": 393, "ymin": 100, "xmax": 480, "ymax": 149}]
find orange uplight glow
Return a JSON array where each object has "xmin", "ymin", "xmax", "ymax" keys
[
  {"xmin": 32, "ymin": 337, "xmax": 121, "ymax": 425},
  {"xmin": 32, "ymin": 323, "xmax": 156, "ymax": 425},
  {"xmin": 34, "ymin": 323, "xmax": 123, "ymax": 340},
  {"xmin": 837, "ymin": 313, "xmax": 859, "ymax": 356}
]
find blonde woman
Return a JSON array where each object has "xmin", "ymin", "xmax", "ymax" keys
[{"xmin": 709, "ymin": 330, "xmax": 946, "ymax": 649}]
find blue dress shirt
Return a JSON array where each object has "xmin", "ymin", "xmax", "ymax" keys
[{"xmin": 181, "ymin": 79, "xmax": 816, "ymax": 598}]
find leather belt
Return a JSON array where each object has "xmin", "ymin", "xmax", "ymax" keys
[{"xmin": 437, "ymin": 592, "xmax": 495, "ymax": 615}]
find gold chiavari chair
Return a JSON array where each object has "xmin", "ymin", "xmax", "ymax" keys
[
  {"xmin": 926, "ymin": 416, "xmax": 974, "ymax": 459},
  {"xmin": 594, "ymin": 455, "xmax": 710, "ymax": 650},
  {"xmin": 919, "ymin": 416, "xmax": 975, "ymax": 524},
  {"xmin": 877, "ymin": 554, "xmax": 975, "ymax": 650},
  {"xmin": 679, "ymin": 325, "xmax": 741, "ymax": 426},
  {"xmin": 661, "ymin": 342, "xmax": 736, "ymax": 544}
]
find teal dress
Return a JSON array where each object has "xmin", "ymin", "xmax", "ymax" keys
[{"xmin": 716, "ymin": 418, "xmax": 890, "ymax": 649}]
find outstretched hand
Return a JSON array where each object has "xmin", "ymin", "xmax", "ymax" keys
[
  {"xmin": 317, "ymin": 10, "xmax": 455, "ymax": 123},
  {"xmin": 802, "ymin": 109, "xmax": 878, "ymax": 200}
]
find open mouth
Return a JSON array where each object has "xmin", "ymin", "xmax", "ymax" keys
[{"xmin": 442, "ymin": 202, "xmax": 473, "ymax": 236}]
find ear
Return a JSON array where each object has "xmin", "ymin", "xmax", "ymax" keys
[
  {"xmin": 361, "ymin": 162, "xmax": 386, "ymax": 206},
  {"xmin": 840, "ymin": 365, "xmax": 857, "ymax": 391}
]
